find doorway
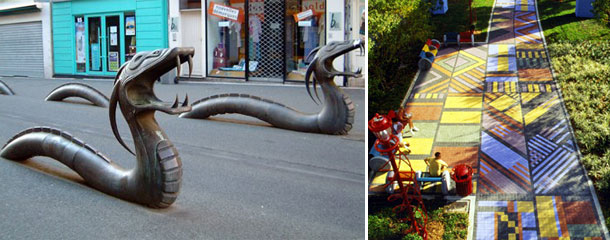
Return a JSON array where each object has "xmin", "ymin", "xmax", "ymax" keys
[{"xmin": 84, "ymin": 13, "xmax": 124, "ymax": 76}]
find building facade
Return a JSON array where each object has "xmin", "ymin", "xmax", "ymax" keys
[
  {"xmin": 169, "ymin": 0, "xmax": 365, "ymax": 86},
  {"xmin": 51, "ymin": 0, "xmax": 169, "ymax": 77},
  {"xmin": 0, "ymin": 0, "xmax": 364, "ymax": 86},
  {"xmin": 0, "ymin": 0, "xmax": 53, "ymax": 78}
]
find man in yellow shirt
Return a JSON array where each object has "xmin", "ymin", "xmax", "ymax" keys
[{"xmin": 424, "ymin": 152, "xmax": 449, "ymax": 177}]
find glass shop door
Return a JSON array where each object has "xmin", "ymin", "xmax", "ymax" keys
[{"xmin": 85, "ymin": 13, "xmax": 124, "ymax": 76}]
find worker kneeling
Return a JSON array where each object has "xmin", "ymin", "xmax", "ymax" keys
[{"xmin": 415, "ymin": 152, "xmax": 452, "ymax": 195}]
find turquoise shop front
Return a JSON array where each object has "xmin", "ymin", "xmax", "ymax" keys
[{"xmin": 52, "ymin": 0, "xmax": 168, "ymax": 77}]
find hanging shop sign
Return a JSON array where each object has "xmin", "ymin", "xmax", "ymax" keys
[
  {"xmin": 126, "ymin": 17, "xmax": 135, "ymax": 36},
  {"xmin": 302, "ymin": 0, "xmax": 325, "ymax": 12},
  {"xmin": 208, "ymin": 2, "xmax": 244, "ymax": 23},
  {"xmin": 109, "ymin": 52, "xmax": 119, "ymax": 72},
  {"xmin": 293, "ymin": 9, "xmax": 314, "ymax": 22}
]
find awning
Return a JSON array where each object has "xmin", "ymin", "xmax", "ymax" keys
[{"xmin": 0, "ymin": 3, "xmax": 41, "ymax": 16}]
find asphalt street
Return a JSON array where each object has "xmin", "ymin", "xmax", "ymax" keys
[{"xmin": 0, "ymin": 77, "xmax": 365, "ymax": 239}]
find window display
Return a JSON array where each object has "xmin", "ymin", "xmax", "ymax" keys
[
  {"xmin": 285, "ymin": 0, "xmax": 326, "ymax": 82},
  {"xmin": 125, "ymin": 14, "xmax": 136, "ymax": 62},
  {"xmin": 205, "ymin": 0, "xmax": 326, "ymax": 81},
  {"xmin": 207, "ymin": 0, "xmax": 246, "ymax": 78}
]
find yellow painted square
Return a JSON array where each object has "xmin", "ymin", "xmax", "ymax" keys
[
  {"xmin": 445, "ymin": 96, "xmax": 482, "ymax": 109},
  {"xmin": 501, "ymin": 214, "xmax": 508, "ymax": 221},
  {"xmin": 498, "ymin": 56, "xmax": 509, "ymax": 71},
  {"xmin": 508, "ymin": 233, "xmax": 516, "ymax": 240},
  {"xmin": 400, "ymin": 159, "xmax": 428, "ymax": 172},
  {"xmin": 505, "ymin": 105, "xmax": 523, "ymax": 123},
  {"xmin": 440, "ymin": 111, "xmax": 481, "ymax": 124},
  {"xmin": 517, "ymin": 201, "xmax": 534, "ymax": 212},
  {"xmin": 489, "ymin": 94, "xmax": 515, "ymax": 111},
  {"xmin": 508, "ymin": 221, "xmax": 515, "ymax": 228},
  {"xmin": 406, "ymin": 138, "xmax": 434, "ymax": 155},
  {"xmin": 371, "ymin": 172, "xmax": 388, "ymax": 185}
]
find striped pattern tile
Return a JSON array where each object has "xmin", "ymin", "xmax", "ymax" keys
[
  {"xmin": 522, "ymin": 93, "xmax": 560, "ymax": 125},
  {"xmin": 515, "ymin": 11, "xmax": 542, "ymax": 44},
  {"xmin": 486, "ymin": 81, "xmax": 519, "ymax": 93},
  {"xmin": 519, "ymin": 83, "xmax": 556, "ymax": 92}
]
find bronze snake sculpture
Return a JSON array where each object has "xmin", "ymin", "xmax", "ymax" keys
[
  {"xmin": 180, "ymin": 39, "xmax": 364, "ymax": 135},
  {"xmin": 0, "ymin": 80, "xmax": 15, "ymax": 95},
  {"xmin": 45, "ymin": 82, "xmax": 110, "ymax": 107},
  {"xmin": 0, "ymin": 47, "xmax": 195, "ymax": 208}
]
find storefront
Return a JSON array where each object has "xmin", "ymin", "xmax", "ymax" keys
[
  {"xmin": 204, "ymin": 0, "xmax": 327, "ymax": 82},
  {"xmin": 52, "ymin": 0, "xmax": 168, "ymax": 77},
  {"xmin": 0, "ymin": 1, "xmax": 52, "ymax": 78},
  {"xmin": 169, "ymin": 0, "xmax": 349, "ymax": 85}
]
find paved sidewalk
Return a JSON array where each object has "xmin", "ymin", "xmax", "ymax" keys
[{"xmin": 369, "ymin": 0, "xmax": 609, "ymax": 239}]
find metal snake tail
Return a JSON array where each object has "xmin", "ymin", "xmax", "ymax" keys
[
  {"xmin": 0, "ymin": 80, "xmax": 15, "ymax": 95},
  {"xmin": 45, "ymin": 82, "xmax": 110, "ymax": 107},
  {"xmin": 180, "ymin": 39, "xmax": 364, "ymax": 135},
  {"xmin": 1, "ymin": 48, "xmax": 195, "ymax": 208}
]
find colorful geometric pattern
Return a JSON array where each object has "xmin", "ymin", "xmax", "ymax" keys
[
  {"xmin": 515, "ymin": 11, "xmax": 543, "ymax": 44},
  {"xmin": 476, "ymin": 200, "xmax": 538, "ymax": 240},
  {"xmin": 521, "ymin": 93, "xmax": 560, "ymax": 126},
  {"xmin": 489, "ymin": 8, "xmax": 515, "ymax": 44},
  {"xmin": 495, "ymin": 0, "xmax": 516, "ymax": 9},
  {"xmin": 486, "ymin": 81, "xmax": 519, "ymax": 92},
  {"xmin": 515, "ymin": 0, "xmax": 535, "ymax": 11},
  {"xmin": 372, "ymin": 2, "xmax": 608, "ymax": 238},
  {"xmin": 536, "ymin": 196, "xmax": 604, "ymax": 238},
  {"xmin": 449, "ymin": 46, "xmax": 487, "ymax": 93},
  {"xmin": 519, "ymin": 83, "xmax": 556, "ymax": 92},
  {"xmin": 479, "ymin": 93, "xmax": 530, "ymax": 194},
  {"xmin": 412, "ymin": 48, "xmax": 458, "ymax": 95}
]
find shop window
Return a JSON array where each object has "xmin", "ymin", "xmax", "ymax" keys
[
  {"xmin": 180, "ymin": 0, "xmax": 202, "ymax": 10},
  {"xmin": 124, "ymin": 14, "xmax": 136, "ymax": 62},
  {"xmin": 75, "ymin": 16, "xmax": 86, "ymax": 73},
  {"xmin": 206, "ymin": 0, "xmax": 246, "ymax": 78},
  {"xmin": 285, "ymin": 0, "xmax": 326, "ymax": 82}
]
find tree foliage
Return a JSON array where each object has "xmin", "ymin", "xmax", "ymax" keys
[{"xmin": 368, "ymin": 0, "xmax": 433, "ymax": 117}]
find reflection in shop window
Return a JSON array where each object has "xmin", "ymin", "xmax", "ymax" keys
[
  {"xmin": 286, "ymin": 0, "xmax": 326, "ymax": 82},
  {"xmin": 206, "ymin": 0, "xmax": 246, "ymax": 78}
]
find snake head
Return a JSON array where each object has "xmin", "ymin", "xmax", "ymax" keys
[
  {"xmin": 109, "ymin": 47, "xmax": 195, "ymax": 154},
  {"xmin": 304, "ymin": 39, "xmax": 365, "ymax": 104}
]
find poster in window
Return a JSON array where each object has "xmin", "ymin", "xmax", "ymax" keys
[
  {"xmin": 125, "ymin": 17, "xmax": 135, "ymax": 36},
  {"xmin": 75, "ymin": 19, "xmax": 86, "ymax": 64},
  {"xmin": 91, "ymin": 44, "xmax": 101, "ymax": 71},
  {"xmin": 110, "ymin": 26, "xmax": 118, "ymax": 46},
  {"xmin": 109, "ymin": 52, "xmax": 119, "ymax": 72}
]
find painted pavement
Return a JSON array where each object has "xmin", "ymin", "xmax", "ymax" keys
[{"xmin": 369, "ymin": 0, "xmax": 608, "ymax": 239}]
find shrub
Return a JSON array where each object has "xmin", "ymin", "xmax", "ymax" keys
[
  {"xmin": 368, "ymin": 0, "xmax": 433, "ymax": 117},
  {"xmin": 403, "ymin": 233, "xmax": 423, "ymax": 240},
  {"xmin": 547, "ymin": 40, "xmax": 610, "ymax": 199},
  {"xmin": 593, "ymin": 0, "xmax": 610, "ymax": 25},
  {"xmin": 368, "ymin": 214, "xmax": 394, "ymax": 240}
]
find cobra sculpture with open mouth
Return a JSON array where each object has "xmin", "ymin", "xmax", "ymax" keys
[
  {"xmin": 0, "ymin": 47, "xmax": 195, "ymax": 208},
  {"xmin": 180, "ymin": 39, "xmax": 363, "ymax": 135}
]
